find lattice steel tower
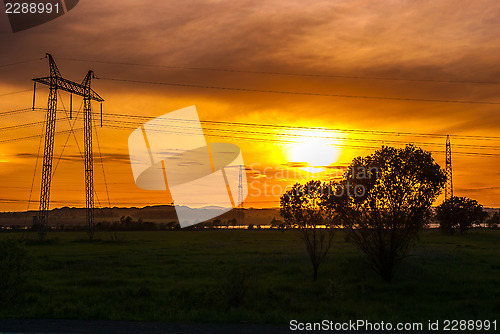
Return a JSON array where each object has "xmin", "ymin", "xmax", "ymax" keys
[
  {"xmin": 33, "ymin": 54, "xmax": 103, "ymax": 239},
  {"xmin": 445, "ymin": 135, "xmax": 453, "ymax": 201}
]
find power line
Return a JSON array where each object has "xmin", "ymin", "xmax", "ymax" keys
[
  {"xmin": 98, "ymin": 77, "xmax": 500, "ymax": 105},
  {"xmin": 94, "ymin": 123, "xmax": 111, "ymax": 208},
  {"xmin": 0, "ymin": 85, "xmax": 49, "ymax": 99},
  {"xmin": 24, "ymin": 107, "xmax": 46, "ymax": 230},
  {"xmin": 5, "ymin": 111, "xmax": 495, "ymax": 153},
  {"xmin": 105, "ymin": 124, "xmax": 500, "ymax": 158},
  {"xmin": 0, "ymin": 128, "xmax": 84, "ymax": 143},
  {"xmin": 51, "ymin": 93, "xmax": 84, "ymax": 177},
  {"xmin": 0, "ymin": 89, "xmax": 32, "ymax": 97},
  {"xmin": 0, "ymin": 120, "xmax": 46, "ymax": 131},
  {"xmin": 101, "ymin": 118, "xmax": 500, "ymax": 151},
  {"xmin": 0, "ymin": 58, "xmax": 42, "ymax": 69},
  {"xmin": 3, "ymin": 108, "xmax": 500, "ymax": 157},
  {"xmin": 12, "ymin": 107, "xmax": 500, "ymax": 142},
  {"xmin": 0, "ymin": 108, "xmax": 35, "ymax": 117},
  {"xmin": 59, "ymin": 57, "xmax": 500, "ymax": 85},
  {"xmin": 0, "ymin": 118, "xmax": 85, "ymax": 132},
  {"xmin": 102, "ymin": 112, "xmax": 500, "ymax": 142}
]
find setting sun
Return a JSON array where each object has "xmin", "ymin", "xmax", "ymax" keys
[{"xmin": 288, "ymin": 130, "xmax": 344, "ymax": 173}]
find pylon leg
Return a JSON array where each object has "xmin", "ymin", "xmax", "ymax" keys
[
  {"xmin": 38, "ymin": 82, "xmax": 57, "ymax": 239},
  {"xmin": 84, "ymin": 96, "xmax": 94, "ymax": 240}
]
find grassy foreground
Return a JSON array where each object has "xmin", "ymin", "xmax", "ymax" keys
[{"xmin": 0, "ymin": 229, "xmax": 499, "ymax": 325}]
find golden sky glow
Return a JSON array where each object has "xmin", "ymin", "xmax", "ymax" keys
[{"xmin": 1, "ymin": 0, "xmax": 500, "ymax": 211}]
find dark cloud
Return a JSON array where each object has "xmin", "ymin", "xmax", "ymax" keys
[
  {"xmin": 16, "ymin": 152, "xmax": 130, "ymax": 163},
  {"xmin": 2, "ymin": 0, "xmax": 499, "ymax": 129}
]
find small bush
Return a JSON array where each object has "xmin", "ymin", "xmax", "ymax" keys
[{"xmin": 220, "ymin": 265, "xmax": 254, "ymax": 310}]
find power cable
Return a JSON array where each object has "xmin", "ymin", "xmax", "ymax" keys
[
  {"xmin": 0, "ymin": 128, "xmax": 84, "ymax": 143},
  {"xmin": 29, "ymin": 107, "xmax": 500, "ymax": 141},
  {"xmin": 101, "ymin": 117, "xmax": 500, "ymax": 151},
  {"xmin": 59, "ymin": 57, "xmax": 500, "ymax": 85},
  {"xmin": 98, "ymin": 77, "xmax": 500, "ymax": 105},
  {"xmin": 0, "ymin": 58, "xmax": 42, "ymax": 68},
  {"xmin": 3, "ymin": 110, "xmax": 500, "ymax": 156},
  {"xmin": 105, "ymin": 124, "xmax": 500, "ymax": 158},
  {"xmin": 51, "ymin": 93, "xmax": 83, "ymax": 177},
  {"xmin": 23, "ymin": 107, "xmax": 46, "ymax": 234},
  {"xmin": 0, "ymin": 89, "xmax": 32, "ymax": 97},
  {"xmin": 0, "ymin": 108, "xmax": 34, "ymax": 117}
]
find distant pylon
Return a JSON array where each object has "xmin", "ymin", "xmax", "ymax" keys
[{"xmin": 445, "ymin": 135, "xmax": 453, "ymax": 201}]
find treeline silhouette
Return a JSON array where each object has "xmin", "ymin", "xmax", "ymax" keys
[{"xmin": 6, "ymin": 216, "xmax": 287, "ymax": 232}]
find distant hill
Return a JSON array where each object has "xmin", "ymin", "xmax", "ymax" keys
[
  {"xmin": 0, "ymin": 205, "xmax": 282, "ymax": 228},
  {"xmin": 484, "ymin": 207, "xmax": 500, "ymax": 215}
]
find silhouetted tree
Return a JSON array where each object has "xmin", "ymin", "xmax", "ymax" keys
[
  {"xmin": 436, "ymin": 196, "xmax": 487, "ymax": 234},
  {"xmin": 323, "ymin": 145, "xmax": 446, "ymax": 282},
  {"xmin": 280, "ymin": 180, "xmax": 336, "ymax": 281},
  {"xmin": 213, "ymin": 219, "xmax": 222, "ymax": 229},
  {"xmin": 270, "ymin": 217, "xmax": 283, "ymax": 229},
  {"xmin": 120, "ymin": 216, "xmax": 133, "ymax": 227},
  {"xmin": 488, "ymin": 210, "xmax": 500, "ymax": 229}
]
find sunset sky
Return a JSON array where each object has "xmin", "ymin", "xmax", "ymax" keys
[{"xmin": 1, "ymin": 0, "xmax": 500, "ymax": 213}]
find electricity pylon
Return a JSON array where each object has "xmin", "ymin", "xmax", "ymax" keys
[
  {"xmin": 445, "ymin": 135, "xmax": 453, "ymax": 201},
  {"xmin": 33, "ymin": 54, "xmax": 103, "ymax": 239}
]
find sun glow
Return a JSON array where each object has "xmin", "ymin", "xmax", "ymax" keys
[
  {"xmin": 288, "ymin": 130, "xmax": 344, "ymax": 173},
  {"xmin": 0, "ymin": 152, "xmax": 10, "ymax": 164}
]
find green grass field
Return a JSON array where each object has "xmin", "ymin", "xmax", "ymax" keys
[{"xmin": 0, "ymin": 229, "xmax": 499, "ymax": 325}]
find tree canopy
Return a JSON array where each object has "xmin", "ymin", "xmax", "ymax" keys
[
  {"xmin": 323, "ymin": 145, "xmax": 446, "ymax": 281},
  {"xmin": 436, "ymin": 196, "xmax": 487, "ymax": 234}
]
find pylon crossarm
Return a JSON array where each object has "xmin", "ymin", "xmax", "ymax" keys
[
  {"xmin": 37, "ymin": 82, "xmax": 58, "ymax": 238},
  {"xmin": 32, "ymin": 77, "xmax": 104, "ymax": 102}
]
